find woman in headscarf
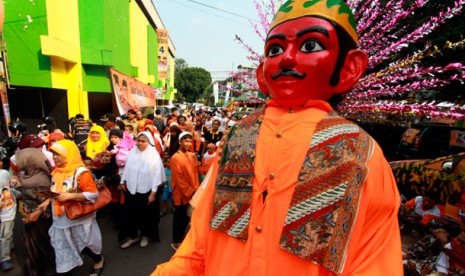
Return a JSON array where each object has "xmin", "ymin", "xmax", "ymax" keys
[
  {"xmin": 48, "ymin": 140, "xmax": 104, "ymax": 275},
  {"xmin": 10, "ymin": 146, "xmax": 56, "ymax": 276},
  {"xmin": 177, "ymin": 115, "xmax": 188, "ymax": 131},
  {"xmin": 47, "ymin": 131, "xmax": 65, "ymax": 149},
  {"xmin": 119, "ymin": 132, "xmax": 166, "ymax": 249},
  {"xmin": 102, "ymin": 129, "xmax": 126, "ymax": 239},
  {"xmin": 194, "ymin": 118, "xmax": 206, "ymax": 155},
  {"xmin": 144, "ymin": 124, "xmax": 164, "ymax": 155},
  {"xmin": 185, "ymin": 121, "xmax": 201, "ymax": 155},
  {"xmin": 168, "ymin": 124, "xmax": 182, "ymax": 157},
  {"xmin": 85, "ymin": 125, "xmax": 110, "ymax": 160},
  {"xmin": 11, "ymin": 133, "xmax": 55, "ymax": 169}
]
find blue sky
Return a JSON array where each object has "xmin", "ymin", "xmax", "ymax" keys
[{"xmin": 153, "ymin": 0, "xmax": 265, "ymax": 80}]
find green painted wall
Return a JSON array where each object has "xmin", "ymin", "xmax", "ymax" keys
[
  {"xmin": 147, "ymin": 26, "xmax": 158, "ymax": 87},
  {"xmin": 4, "ymin": 0, "xmax": 171, "ymax": 94},
  {"xmin": 79, "ymin": 0, "xmax": 131, "ymax": 92},
  {"xmin": 79, "ymin": 0, "xmax": 105, "ymax": 65},
  {"xmin": 82, "ymin": 64, "xmax": 111, "ymax": 92},
  {"xmin": 102, "ymin": 0, "xmax": 131, "ymax": 75},
  {"xmin": 3, "ymin": 0, "xmax": 52, "ymax": 87}
]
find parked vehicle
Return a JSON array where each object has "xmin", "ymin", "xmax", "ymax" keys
[
  {"xmin": 139, "ymin": 106, "xmax": 155, "ymax": 117},
  {"xmin": 190, "ymin": 103, "xmax": 204, "ymax": 111},
  {"xmin": 390, "ymin": 153, "xmax": 465, "ymax": 226},
  {"xmin": 231, "ymin": 107, "xmax": 256, "ymax": 119},
  {"xmin": 396, "ymin": 124, "xmax": 465, "ymax": 159},
  {"xmin": 390, "ymin": 152, "xmax": 465, "ymax": 205},
  {"xmin": 174, "ymin": 103, "xmax": 187, "ymax": 112},
  {"xmin": 155, "ymin": 105, "xmax": 174, "ymax": 117}
]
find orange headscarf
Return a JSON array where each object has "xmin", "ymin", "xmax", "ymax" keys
[
  {"xmin": 144, "ymin": 124, "xmax": 163, "ymax": 155},
  {"xmin": 144, "ymin": 124, "xmax": 160, "ymax": 136},
  {"xmin": 85, "ymin": 125, "xmax": 110, "ymax": 159},
  {"xmin": 185, "ymin": 121, "xmax": 201, "ymax": 153},
  {"xmin": 50, "ymin": 139, "xmax": 85, "ymax": 216}
]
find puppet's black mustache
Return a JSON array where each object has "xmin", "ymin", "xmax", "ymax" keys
[{"xmin": 271, "ymin": 70, "xmax": 306, "ymax": 80}]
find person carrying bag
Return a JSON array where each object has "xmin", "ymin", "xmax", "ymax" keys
[
  {"xmin": 63, "ymin": 167, "xmax": 111, "ymax": 220},
  {"xmin": 48, "ymin": 140, "xmax": 105, "ymax": 276}
]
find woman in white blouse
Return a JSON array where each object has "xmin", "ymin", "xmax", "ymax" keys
[{"xmin": 119, "ymin": 132, "xmax": 166, "ymax": 248}]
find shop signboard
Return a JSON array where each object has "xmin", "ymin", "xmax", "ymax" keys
[{"xmin": 156, "ymin": 29, "xmax": 169, "ymax": 81}]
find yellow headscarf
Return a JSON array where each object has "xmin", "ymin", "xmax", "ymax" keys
[
  {"xmin": 50, "ymin": 139, "xmax": 85, "ymax": 216},
  {"xmin": 85, "ymin": 125, "xmax": 110, "ymax": 159}
]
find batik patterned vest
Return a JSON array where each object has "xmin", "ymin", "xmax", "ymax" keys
[{"xmin": 210, "ymin": 109, "xmax": 374, "ymax": 274}]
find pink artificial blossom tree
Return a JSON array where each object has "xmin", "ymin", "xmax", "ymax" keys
[{"xmin": 234, "ymin": 0, "xmax": 465, "ymax": 125}]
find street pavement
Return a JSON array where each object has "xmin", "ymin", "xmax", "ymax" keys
[{"xmin": 6, "ymin": 209, "xmax": 176, "ymax": 276}]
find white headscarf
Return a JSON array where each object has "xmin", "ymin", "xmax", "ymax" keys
[
  {"xmin": 121, "ymin": 132, "xmax": 166, "ymax": 194},
  {"xmin": 139, "ymin": 131, "xmax": 155, "ymax": 146}
]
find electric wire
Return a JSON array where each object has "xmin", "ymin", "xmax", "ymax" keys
[
  {"xmin": 183, "ymin": 0, "xmax": 259, "ymax": 22},
  {"xmin": 167, "ymin": 0, "xmax": 248, "ymax": 25},
  {"xmin": 159, "ymin": 0, "xmax": 258, "ymax": 24}
]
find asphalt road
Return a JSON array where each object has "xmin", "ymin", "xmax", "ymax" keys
[{"xmin": 6, "ymin": 208, "xmax": 176, "ymax": 276}]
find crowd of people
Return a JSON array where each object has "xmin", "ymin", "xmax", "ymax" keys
[
  {"xmin": 0, "ymin": 105, "xmax": 240, "ymax": 275},
  {"xmin": 400, "ymin": 192, "xmax": 465, "ymax": 276},
  {"xmin": 3, "ymin": 114, "xmax": 465, "ymax": 275},
  {"xmin": 2, "ymin": 0, "xmax": 465, "ymax": 274}
]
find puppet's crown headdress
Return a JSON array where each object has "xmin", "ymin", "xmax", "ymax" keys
[{"xmin": 270, "ymin": 0, "xmax": 358, "ymax": 43}]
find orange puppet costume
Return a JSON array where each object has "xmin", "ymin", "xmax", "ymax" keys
[{"xmin": 152, "ymin": 0, "xmax": 402, "ymax": 275}]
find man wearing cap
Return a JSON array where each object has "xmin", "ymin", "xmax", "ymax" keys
[
  {"xmin": 10, "ymin": 134, "xmax": 55, "ymax": 171},
  {"xmin": 100, "ymin": 113, "xmax": 119, "ymax": 137},
  {"xmin": 169, "ymin": 132, "xmax": 200, "ymax": 251},
  {"xmin": 152, "ymin": 0, "xmax": 402, "ymax": 275}
]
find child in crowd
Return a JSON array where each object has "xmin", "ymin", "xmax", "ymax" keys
[
  {"xmin": 82, "ymin": 156, "xmax": 98, "ymax": 180},
  {"xmin": 124, "ymin": 124, "xmax": 135, "ymax": 139},
  {"xmin": 108, "ymin": 129, "xmax": 122, "ymax": 162},
  {"xmin": 203, "ymin": 143, "xmax": 217, "ymax": 162},
  {"xmin": 0, "ymin": 169, "xmax": 16, "ymax": 271},
  {"xmin": 160, "ymin": 151, "xmax": 172, "ymax": 216},
  {"xmin": 199, "ymin": 143, "xmax": 216, "ymax": 179},
  {"xmin": 109, "ymin": 130, "xmax": 135, "ymax": 178}
]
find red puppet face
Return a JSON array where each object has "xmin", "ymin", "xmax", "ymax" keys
[{"xmin": 259, "ymin": 17, "xmax": 340, "ymax": 107}]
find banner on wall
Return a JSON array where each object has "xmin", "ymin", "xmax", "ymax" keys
[
  {"xmin": 157, "ymin": 29, "xmax": 169, "ymax": 81},
  {"xmin": 1, "ymin": 0, "xmax": 4, "ymax": 33},
  {"xmin": 0, "ymin": 82, "xmax": 10, "ymax": 129},
  {"xmin": 0, "ymin": 52, "xmax": 10, "ymax": 134},
  {"xmin": 110, "ymin": 68, "xmax": 156, "ymax": 115}
]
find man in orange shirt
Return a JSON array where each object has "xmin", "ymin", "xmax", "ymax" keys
[
  {"xmin": 170, "ymin": 132, "xmax": 200, "ymax": 250},
  {"xmin": 152, "ymin": 0, "xmax": 402, "ymax": 275}
]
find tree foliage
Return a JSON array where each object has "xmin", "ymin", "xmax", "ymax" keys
[
  {"xmin": 175, "ymin": 58, "xmax": 189, "ymax": 72},
  {"xmin": 174, "ymin": 67, "xmax": 212, "ymax": 103},
  {"xmin": 240, "ymin": 0, "xmax": 465, "ymax": 125}
]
